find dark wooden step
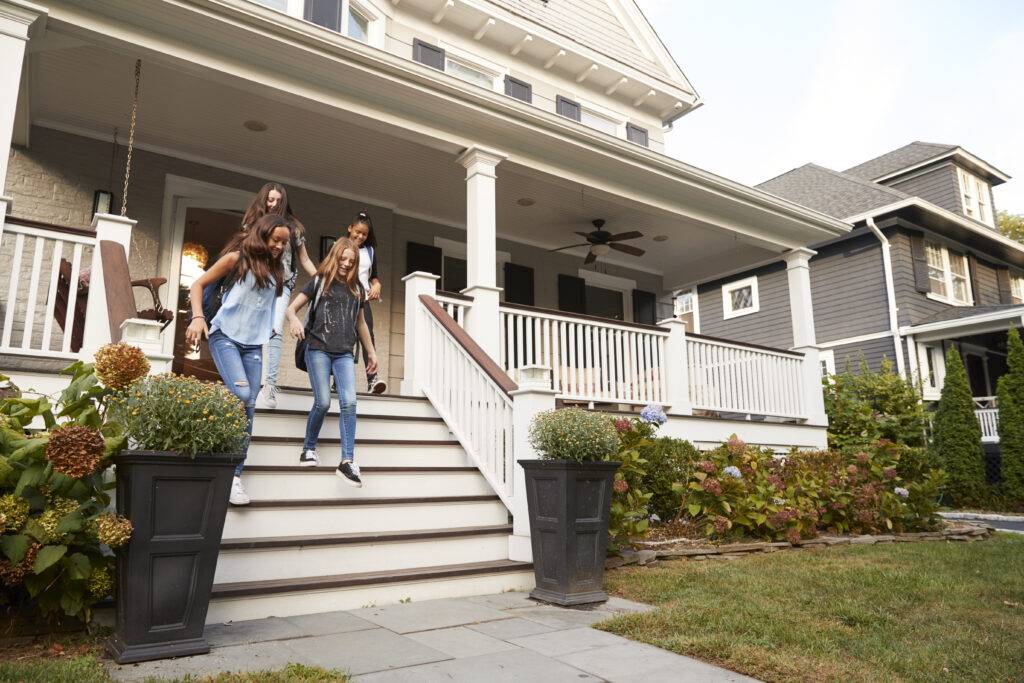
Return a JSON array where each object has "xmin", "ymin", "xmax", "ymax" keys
[
  {"xmin": 221, "ymin": 524, "xmax": 513, "ymax": 551},
  {"xmin": 211, "ymin": 559, "xmax": 532, "ymax": 599},
  {"xmin": 243, "ymin": 465, "xmax": 477, "ymax": 473},
  {"xmin": 277, "ymin": 386, "xmax": 428, "ymax": 402},
  {"xmin": 255, "ymin": 409, "xmax": 443, "ymax": 423},
  {"xmin": 240, "ymin": 494, "xmax": 501, "ymax": 509},
  {"xmin": 250, "ymin": 436, "xmax": 459, "ymax": 446}
]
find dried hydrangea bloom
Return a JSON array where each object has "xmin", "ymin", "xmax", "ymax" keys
[
  {"xmin": 94, "ymin": 514, "xmax": 133, "ymax": 548},
  {"xmin": 726, "ymin": 435, "xmax": 746, "ymax": 456},
  {"xmin": 701, "ymin": 478, "xmax": 722, "ymax": 496},
  {"xmin": 0, "ymin": 494, "xmax": 29, "ymax": 532},
  {"xmin": 697, "ymin": 460, "xmax": 717, "ymax": 474},
  {"xmin": 36, "ymin": 497, "xmax": 79, "ymax": 544},
  {"xmin": 613, "ymin": 478, "xmax": 629, "ymax": 494},
  {"xmin": 88, "ymin": 566, "xmax": 115, "ymax": 599},
  {"xmin": 0, "ymin": 543, "xmax": 39, "ymax": 587},
  {"xmin": 613, "ymin": 418, "xmax": 632, "ymax": 434},
  {"xmin": 94, "ymin": 342, "xmax": 150, "ymax": 389},
  {"xmin": 45, "ymin": 424, "xmax": 105, "ymax": 478}
]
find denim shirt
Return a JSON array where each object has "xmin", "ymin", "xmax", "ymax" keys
[{"xmin": 210, "ymin": 271, "xmax": 276, "ymax": 346}]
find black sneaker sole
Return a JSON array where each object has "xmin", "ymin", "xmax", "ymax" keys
[{"xmin": 335, "ymin": 469, "xmax": 363, "ymax": 488}]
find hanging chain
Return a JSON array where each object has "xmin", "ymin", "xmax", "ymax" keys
[{"xmin": 120, "ymin": 59, "xmax": 141, "ymax": 217}]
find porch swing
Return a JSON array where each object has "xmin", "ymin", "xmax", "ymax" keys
[{"xmin": 52, "ymin": 60, "xmax": 172, "ymax": 351}]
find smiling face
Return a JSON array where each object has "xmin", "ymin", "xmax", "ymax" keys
[
  {"xmin": 266, "ymin": 189, "xmax": 283, "ymax": 213},
  {"xmin": 338, "ymin": 247, "xmax": 357, "ymax": 276},
  {"xmin": 347, "ymin": 222, "xmax": 369, "ymax": 248},
  {"xmin": 266, "ymin": 226, "xmax": 291, "ymax": 258}
]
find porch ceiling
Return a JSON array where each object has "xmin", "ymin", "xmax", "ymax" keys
[{"xmin": 27, "ymin": 40, "xmax": 780, "ymax": 286}]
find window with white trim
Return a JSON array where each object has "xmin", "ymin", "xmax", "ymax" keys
[
  {"xmin": 925, "ymin": 241, "xmax": 972, "ymax": 305},
  {"xmin": 301, "ymin": 0, "xmax": 381, "ymax": 45},
  {"xmin": 580, "ymin": 109, "xmax": 619, "ymax": 136},
  {"xmin": 957, "ymin": 167, "xmax": 994, "ymax": 227},
  {"xmin": 819, "ymin": 350, "xmax": 836, "ymax": 379},
  {"xmin": 675, "ymin": 291, "xmax": 694, "ymax": 315},
  {"xmin": 722, "ymin": 276, "xmax": 759, "ymax": 319},
  {"xmin": 445, "ymin": 56, "xmax": 496, "ymax": 89},
  {"xmin": 346, "ymin": 4, "xmax": 369, "ymax": 41},
  {"xmin": 1012, "ymin": 274, "xmax": 1024, "ymax": 305}
]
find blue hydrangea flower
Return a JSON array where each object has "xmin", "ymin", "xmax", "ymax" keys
[
  {"xmin": 639, "ymin": 404, "xmax": 667, "ymax": 425},
  {"xmin": 723, "ymin": 465, "xmax": 742, "ymax": 479},
  {"xmin": 894, "ymin": 486, "xmax": 909, "ymax": 498}
]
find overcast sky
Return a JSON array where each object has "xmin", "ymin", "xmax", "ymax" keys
[{"xmin": 637, "ymin": 0, "xmax": 1024, "ymax": 216}]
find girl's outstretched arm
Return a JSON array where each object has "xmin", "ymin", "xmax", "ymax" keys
[
  {"xmin": 185, "ymin": 252, "xmax": 240, "ymax": 348},
  {"xmin": 356, "ymin": 308, "xmax": 377, "ymax": 375},
  {"xmin": 297, "ymin": 243, "xmax": 317, "ymax": 277},
  {"xmin": 286, "ymin": 292, "xmax": 311, "ymax": 340}
]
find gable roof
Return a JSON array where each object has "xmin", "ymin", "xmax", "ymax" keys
[
  {"xmin": 842, "ymin": 141, "xmax": 957, "ymax": 180},
  {"xmin": 756, "ymin": 164, "xmax": 909, "ymax": 220}
]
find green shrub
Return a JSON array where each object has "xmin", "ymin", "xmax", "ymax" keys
[
  {"xmin": 639, "ymin": 437, "xmax": 700, "ymax": 521},
  {"xmin": 997, "ymin": 327, "xmax": 1024, "ymax": 505},
  {"xmin": 824, "ymin": 358, "xmax": 927, "ymax": 450},
  {"xmin": 528, "ymin": 407, "xmax": 619, "ymax": 462},
  {"xmin": 110, "ymin": 374, "xmax": 249, "ymax": 456},
  {"xmin": 929, "ymin": 347, "xmax": 988, "ymax": 507},
  {"xmin": 0, "ymin": 356, "xmax": 136, "ymax": 624}
]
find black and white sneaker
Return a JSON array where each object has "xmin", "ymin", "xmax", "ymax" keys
[
  {"xmin": 336, "ymin": 461, "xmax": 362, "ymax": 487},
  {"xmin": 299, "ymin": 448, "xmax": 319, "ymax": 467},
  {"xmin": 370, "ymin": 378, "xmax": 388, "ymax": 395}
]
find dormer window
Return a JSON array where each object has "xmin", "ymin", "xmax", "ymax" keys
[
  {"xmin": 445, "ymin": 56, "xmax": 495, "ymax": 89},
  {"xmin": 957, "ymin": 167, "xmax": 994, "ymax": 227}
]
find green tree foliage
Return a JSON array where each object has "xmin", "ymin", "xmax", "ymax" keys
[
  {"xmin": 997, "ymin": 327, "xmax": 1024, "ymax": 504},
  {"xmin": 824, "ymin": 358, "xmax": 928, "ymax": 450},
  {"xmin": 998, "ymin": 211, "xmax": 1024, "ymax": 244},
  {"xmin": 929, "ymin": 347, "xmax": 988, "ymax": 507}
]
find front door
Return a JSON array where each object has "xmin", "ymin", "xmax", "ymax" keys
[{"xmin": 963, "ymin": 353, "xmax": 989, "ymax": 397}]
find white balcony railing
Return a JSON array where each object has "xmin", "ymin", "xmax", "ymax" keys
[
  {"xmin": 0, "ymin": 220, "xmax": 96, "ymax": 360},
  {"xmin": 974, "ymin": 397, "xmax": 1000, "ymax": 443}
]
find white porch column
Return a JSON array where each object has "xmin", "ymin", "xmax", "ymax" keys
[
  {"xmin": 0, "ymin": 1, "xmax": 46, "ymax": 231},
  {"xmin": 456, "ymin": 146, "xmax": 507, "ymax": 361},
  {"xmin": 400, "ymin": 271, "xmax": 438, "ymax": 396},
  {"xmin": 79, "ymin": 213, "xmax": 136, "ymax": 359},
  {"xmin": 784, "ymin": 248, "xmax": 828, "ymax": 426},
  {"xmin": 508, "ymin": 364, "xmax": 558, "ymax": 562},
  {"xmin": 659, "ymin": 317, "xmax": 692, "ymax": 415}
]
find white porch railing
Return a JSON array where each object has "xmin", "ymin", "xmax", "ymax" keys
[
  {"xmin": 974, "ymin": 397, "xmax": 1000, "ymax": 443},
  {"xmin": 418, "ymin": 294, "xmax": 516, "ymax": 508},
  {"xmin": 498, "ymin": 303, "xmax": 669, "ymax": 406},
  {"xmin": 436, "ymin": 290, "xmax": 471, "ymax": 327},
  {"xmin": 0, "ymin": 219, "xmax": 96, "ymax": 359},
  {"xmin": 686, "ymin": 335, "xmax": 806, "ymax": 420}
]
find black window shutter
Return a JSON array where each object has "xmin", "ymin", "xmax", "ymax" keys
[
  {"xmin": 966, "ymin": 254, "xmax": 981, "ymax": 304},
  {"xmin": 556, "ymin": 95, "xmax": 581, "ymax": 122},
  {"xmin": 997, "ymin": 267, "xmax": 1014, "ymax": 304},
  {"xmin": 632, "ymin": 290, "xmax": 656, "ymax": 324},
  {"xmin": 413, "ymin": 39, "xmax": 445, "ymax": 70},
  {"xmin": 908, "ymin": 231, "xmax": 930, "ymax": 293},
  {"xmin": 558, "ymin": 274, "xmax": 586, "ymax": 313},
  {"xmin": 304, "ymin": 0, "xmax": 342, "ymax": 31},
  {"xmin": 504, "ymin": 262, "xmax": 535, "ymax": 306},
  {"xmin": 504, "ymin": 76, "xmax": 532, "ymax": 104},
  {"xmin": 405, "ymin": 241, "xmax": 443, "ymax": 277},
  {"xmin": 626, "ymin": 124, "xmax": 649, "ymax": 147}
]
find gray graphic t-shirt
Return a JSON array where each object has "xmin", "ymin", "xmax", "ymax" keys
[{"xmin": 301, "ymin": 279, "xmax": 363, "ymax": 354}]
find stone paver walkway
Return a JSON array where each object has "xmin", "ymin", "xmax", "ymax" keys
[{"xmin": 107, "ymin": 592, "xmax": 758, "ymax": 682}]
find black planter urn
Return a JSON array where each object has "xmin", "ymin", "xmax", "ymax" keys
[
  {"xmin": 107, "ymin": 450, "xmax": 243, "ymax": 664},
  {"xmin": 520, "ymin": 459, "xmax": 620, "ymax": 606}
]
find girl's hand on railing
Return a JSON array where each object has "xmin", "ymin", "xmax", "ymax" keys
[
  {"xmin": 185, "ymin": 318, "xmax": 208, "ymax": 348},
  {"xmin": 366, "ymin": 352, "xmax": 378, "ymax": 375},
  {"xmin": 290, "ymin": 319, "xmax": 305, "ymax": 341},
  {"xmin": 368, "ymin": 282, "xmax": 382, "ymax": 301}
]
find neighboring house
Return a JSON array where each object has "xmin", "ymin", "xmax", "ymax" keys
[
  {"xmin": 681, "ymin": 141, "xmax": 1023, "ymax": 446},
  {"xmin": 0, "ymin": 0, "xmax": 848, "ymax": 620}
]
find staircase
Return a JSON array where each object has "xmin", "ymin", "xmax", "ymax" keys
[{"xmin": 207, "ymin": 388, "xmax": 534, "ymax": 624}]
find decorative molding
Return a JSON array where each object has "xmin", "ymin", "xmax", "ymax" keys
[
  {"xmin": 0, "ymin": 0, "xmax": 46, "ymax": 41},
  {"xmin": 575, "ymin": 63, "xmax": 598, "ymax": 84},
  {"xmin": 473, "ymin": 17, "xmax": 494, "ymax": 40},
  {"xmin": 605, "ymin": 77, "xmax": 628, "ymax": 96},
  {"xmin": 633, "ymin": 89, "xmax": 655, "ymax": 107},
  {"xmin": 543, "ymin": 48, "xmax": 565, "ymax": 70},
  {"xmin": 431, "ymin": 0, "xmax": 454, "ymax": 23},
  {"xmin": 509, "ymin": 34, "xmax": 531, "ymax": 56}
]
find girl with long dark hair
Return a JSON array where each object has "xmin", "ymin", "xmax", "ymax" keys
[{"xmin": 346, "ymin": 211, "xmax": 386, "ymax": 394}]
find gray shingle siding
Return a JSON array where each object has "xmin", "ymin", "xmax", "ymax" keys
[
  {"xmin": 972, "ymin": 258, "xmax": 1004, "ymax": 306},
  {"xmin": 888, "ymin": 163, "xmax": 962, "ymax": 215},
  {"xmin": 697, "ymin": 263, "xmax": 793, "ymax": 349},
  {"xmin": 810, "ymin": 232, "xmax": 889, "ymax": 343},
  {"xmin": 829, "ymin": 336, "xmax": 898, "ymax": 375}
]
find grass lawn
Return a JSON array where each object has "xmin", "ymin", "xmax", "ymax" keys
[{"xmin": 598, "ymin": 533, "xmax": 1024, "ymax": 683}]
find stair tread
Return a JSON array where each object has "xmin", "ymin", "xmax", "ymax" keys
[
  {"xmin": 221, "ymin": 524, "xmax": 513, "ymax": 550},
  {"xmin": 211, "ymin": 559, "xmax": 532, "ymax": 598},
  {"xmin": 241, "ymin": 494, "xmax": 501, "ymax": 508},
  {"xmin": 276, "ymin": 387, "xmax": 428, "ymax": 402},
  {"xmin": 255, "ymin": 410, "xmax": 443, "ymax": 422},
  {"xmin": 243, "ymin": 466, "xmax": 477, "ymax": 473},
  {"xmin": 250, "ymin": 436, "xmax": 459, "ymax": 446}
]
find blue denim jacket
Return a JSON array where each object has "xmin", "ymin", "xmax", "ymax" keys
[{"xmin": 210, "ymin": 271, "xmax": 276, "ymax": 345}]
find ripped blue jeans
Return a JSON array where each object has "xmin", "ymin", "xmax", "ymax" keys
[{"xmin": 208, "ymin": 329, "xmax": 262, "ymax": 476}]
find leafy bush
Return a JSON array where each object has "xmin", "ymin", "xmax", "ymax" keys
[
  {"xmin": 528, "ymin": 407, "xmax": 619, "ymax": 463},
  {"xmin": 677, "ymin": 436, "xmax": 946, "ymax": 541},
  {"xmin": 110, "ymin": 374, "xmax": 248, "ymax": 456},
  {"xmin": 929, "ymin": 347, "xmax": 988, "ymax": 507},
  {"xmin": 639, "ymin": 437, "xmax": 700, "ymax": 521},
  {"xmin": 607, "ymin": 416, "xmax": 654, "ymax": 549},
  {"xmin": 824, "ymin": 358, "xmax": 927, "ymax": 450},
  {"xmin": 997, "ymin": 327, "xmax": 1024, "ymax": 505},
  {"xmin": 0, "ymin": 357, "xmax": 137, "ymax": 624}
]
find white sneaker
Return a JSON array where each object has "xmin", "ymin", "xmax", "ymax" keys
[
  {"xmin": 229, "ymin": 476, "xmax": 251, "ymax": 506},
  {"xmin": 299, "ymin": 448, "xmax": 319, "ymax": 467},
  {"xmin": 257, "ymin": 384, "xmax": 278, "ymax": 409}
]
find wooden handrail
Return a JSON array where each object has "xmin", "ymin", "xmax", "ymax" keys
[
  {"xmin": 436, "ymin": 289, "xmax": 473, "ymax": 302},
  {"xmin": 5, "ymin": 216, "xmax": 95, "ymax": 238},
  {"xmin": 419, "ymin": 294, "xmax": 518, "ymax": 396}
]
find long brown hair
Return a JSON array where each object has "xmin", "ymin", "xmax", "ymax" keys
[
  {"xmin": 229, "ymin": 214, "xmax": 287, "ymax": 296},
  {"xmin": 241, "ymin": 181, "xmax": 305, "ymax": 238},
  {"xmin": 318, "ymin": 237, "xmax": 360, "ymax": 297}
]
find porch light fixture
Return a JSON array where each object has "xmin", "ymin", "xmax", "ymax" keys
[
  {"xmin": 92, "ymin": 190, "xmax": 114, "ymax": 216},
  {"xmin": 516, "ymin": 197, "xmax": 535, "ymax": 206},
  {"xmin": 243, "ymin": 120, "xmax": 268, "ymax": 132},
  {"xmin": 590, "ymin": 243, "xmax": 611, "ymax": 256},
  {"xmin": 653, "ymin": 235, "xmax": 668, "ymax": 242},
  {"xmin": 179, "ymin": 242, "xmax": 209, "ymax": 290}
]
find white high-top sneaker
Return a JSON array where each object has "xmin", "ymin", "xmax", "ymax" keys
[
  {"xmin": 229, "ymin": 476, "xmax": 251, "ymax": 505},
  {"xmin": 257, "ymin": 384, "xmax": 278, "ymax": 409}
]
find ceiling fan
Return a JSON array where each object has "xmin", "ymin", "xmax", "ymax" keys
[{"xmin": 550, "ymin": 219, "xmax": 645, "ymax": 265}]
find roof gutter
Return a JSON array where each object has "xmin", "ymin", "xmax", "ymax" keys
[{"xmin": 865, "ymin": 217, "xmax": 907, "ymax": 378}]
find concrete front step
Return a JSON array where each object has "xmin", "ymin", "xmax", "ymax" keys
[
  {"xmin": 223, "ymin": 496, "xmax": 509, "ymax": 539},
  {"xmin": 244, "ymin": 438, "xmax": 470, "ymax": 468},
  {"xmin": 239, "ymin": 466, "xmax": 493, "ymax": 500},
  {"xmin": 214, "ymin": 525, "xmax": 513, "ymax": 583},
  {"xmin": 206, "ymin": 560, "xmax": 535, "ymax": 624},
  {"xmin": 251, "ymin": 411, "xmax": 452, "ymax": 441}
]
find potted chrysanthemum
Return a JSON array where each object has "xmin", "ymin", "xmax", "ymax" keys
[
  {"xmin": 105, "ymin": 368, "xmax": 247, "ymax": 664},
  {"xmin": 521, "ymin": 407, "xmax": 621, "ymax": 606}
]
